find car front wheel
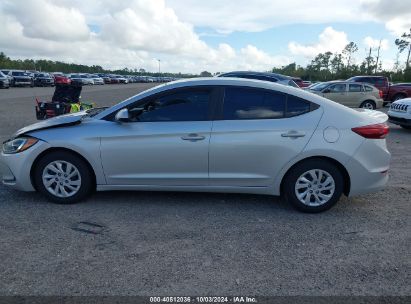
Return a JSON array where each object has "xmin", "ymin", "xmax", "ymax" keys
[
  {"xmin": 283, "ymin": 159, "xmax": 344, "ymax": 213},
  {"xmin": 33, "ymin": 151, "xmax": 93, "ymax": 204},
  {"xmin": 360, "ymin": 100, "xmax": 376, "ymax": 109}
]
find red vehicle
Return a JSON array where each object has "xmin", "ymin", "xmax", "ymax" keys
[
  {"xmin": 347, "ymin": 76, "xmax": 389, "ymax": 100},
  {"xmin": 385, "ymin": 83, "xmax": 411, "ymax": 102},
  {"xmin": 52, "ymin": 73, "xmax": 71, "ymax": 85},
  {"xmin": 292, "ymin": 78, "xmax": 310, "ymax": 88}
]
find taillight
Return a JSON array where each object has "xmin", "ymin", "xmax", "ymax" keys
[
  {"xmin": 379, "ymin": 90, "xmax": 383, "ymax": 98},
  {"xmin": 351, "ymin": 123, "xmax": 389, "ymax": 139}
]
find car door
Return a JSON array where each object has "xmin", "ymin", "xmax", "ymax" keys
[
  {"xmin": 100, "ymin": 87, "xmax": 216, "ymax": 186},
  {"xmin": 322, "ymin": 83, "xmax": 348, "ymax": 105},
  {"xmin": 209, "ymin": 86, "xmax": 323, "ymax": 187},
  {"xmin": 348, "ymin": 83, "xmax": 365, "ymax": 107}
]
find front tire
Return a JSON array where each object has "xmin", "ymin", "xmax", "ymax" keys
[
  {"xmin": 283, "ymin": 159, "xmax": 344, "ymax": 213},
  {"xmin": 33, "ymin": 151, "xmax": 93, "ymax": 204},
  {"xmin": 360, "ymin": 100, "xmax": 376, "ymax": 110}
]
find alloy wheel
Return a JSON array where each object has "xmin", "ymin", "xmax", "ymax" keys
[
  {"xmin": 42, "ymin": 160, "xmax": 82, "ymax": 198},
  {"xmin": 294, "ymin": 169, "xmax": 335, "ymax": 207}
]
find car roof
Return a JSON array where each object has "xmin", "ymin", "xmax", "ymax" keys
[{"xmin": 218, "ymin": 71, "xmax": 292, "ymax": 80}]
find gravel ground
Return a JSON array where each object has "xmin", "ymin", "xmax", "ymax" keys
[{"xmin": 0, "ymin": 84, "xmax": 409, "ymax": 296}]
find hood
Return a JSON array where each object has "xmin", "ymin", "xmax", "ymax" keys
[
  {"xmin": 392, "ymin": 97, "xmax": 411, "ymax": 106},
  {"xmin": 14, "ymin": 111, "xmax": 86, "ymax": 138}
]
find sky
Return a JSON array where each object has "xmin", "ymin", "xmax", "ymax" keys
[{"xmin": 0, "ymin": 0, "xmax": 410, "ymax": 74}]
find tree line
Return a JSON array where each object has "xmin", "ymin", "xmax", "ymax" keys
[{"xmin": 273, "ymin": 28, "xmax": 411, "ymax": 83}]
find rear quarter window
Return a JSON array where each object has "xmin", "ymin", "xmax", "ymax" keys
[{"xmin": 286, "ymin": 95, "xmax": 312, "ymax": 117}]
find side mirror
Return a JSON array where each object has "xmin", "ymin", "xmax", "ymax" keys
[
  {"xmin": 115, "ymin": 108, "xmax": 130, "ymax": 123},
  {"xmin": 322, "ymin": 89, "xmax": 331, "ymax": 93}
]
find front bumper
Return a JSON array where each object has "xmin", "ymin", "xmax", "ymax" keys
[
  {"xmin": 0, "ymin": 80, "xmax": 9, "ymax": 87},
  {"xmin": 388, "ymin": 111, "xmax": 411, "ymax": 126},
  {"xmin": 0, "ymin": 140, "xmax": 50, "ymax": 191}
]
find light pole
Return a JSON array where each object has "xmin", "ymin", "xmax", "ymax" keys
[{"xmin": 157, "ymin": 59, "xmax": 161, "ymax": 74}]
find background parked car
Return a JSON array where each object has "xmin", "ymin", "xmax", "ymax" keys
[
  {"xmin": 0, "ymin": 71, "xmax": 10, "ymax": 88},
  {"xmin": 7, "ymin": 70, "xmax": 34, "ymax": 87},
  {"xmin": 114, "ymin": 75, "xmax": 128, "ymax": 84},
  {"xmin": 385, "ymin": 83, "xmax": 411, "ymax": 102},
  {"xmin": 308, "ymin": 81, "xmax": 383, "ymax": 109},
  {"xmin": 51, "ymin": 73, "xmax": 71, "ymax": 85},
  {"xmin": 88, "ymin": 74, "xmax": 105, "ymax": 85},
  {"xmin": 292, "ymin": 78, "xmax": 310, "ymax": 88},
  {"xmin": 218, "ymin": 71, "xmax": 299, "ymax": 87},
  {"xmin": 347, "ymin": 76, "xmax": 389, "ymax": 101},
  {"xmin": 388, "ymin": 98, "xmax": 411, "ymax": 129},
  {"xmin": 68, "ymin": 74, "xmax": 94, "ymax": 86},
  {"xmin": 33, "ymin": 73, "xmax": 54, "ymax": 87}
]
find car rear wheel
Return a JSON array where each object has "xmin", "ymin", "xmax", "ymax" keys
[
  {"xmin": 400, "ymin": 125, "xmax": 411, "ymax": 130},
  {"xmin": 283, "ymin": 159, "xmax": 344, "ymax": 213},
  {"xmin": 33, "ymin": 151, "xmax": 93, "ymax": 204},
  {"xmin": 360, "ymin": 100, "xmax": 376, "ymax": 110}
]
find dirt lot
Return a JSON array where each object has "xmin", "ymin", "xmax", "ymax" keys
[{"xmin": 0, "ymin": 84, "xmax": 410, "ymax": 296}]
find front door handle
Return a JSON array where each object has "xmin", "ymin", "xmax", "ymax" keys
[
  {"xmin": 281, "ymin": 131, "xmax": 306, "ymax": 138},
  {"xmin": 181, "ymin": 133, "xmax": 206, "ymax": 141}
]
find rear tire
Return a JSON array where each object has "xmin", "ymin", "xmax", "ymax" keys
[
  {"xmin": 400, "ymin": 125, "xmax": 411, "ymax": 130},
  {"xmin": 360, "ymin": 100, "xmax": 376, "ymax": 110},
  {"xmin": 33, "ymin": 151, "xmax": 93, "ymax": 204},
  {"xmin": 283, "ymin": 159, "xmax": 344, "ymax": 213}
]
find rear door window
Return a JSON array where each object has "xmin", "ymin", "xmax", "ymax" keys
[
  {"xmin": 349, "ymin": 84, "xmax": 363, "ymax": 92},
  {"xmin": 223, "ymin": 87, "xmax": 285, "ymax": 120}
]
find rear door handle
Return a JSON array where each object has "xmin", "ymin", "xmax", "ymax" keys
[
  {"xmin": 281, "ymin": 131, "xmax": 306, "ymax": 138},
  {"xmin": 181, "ymin": 133, "xmax": 206, "ymax": 141}
]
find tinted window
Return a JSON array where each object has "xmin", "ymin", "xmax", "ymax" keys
[
  {"xmin": 287, "ymin": 95, "xmax": 310, "ymax": 117},
  {"xmin": 328, "ymin": 84, "xmax": 346, "ymax": 92},
  {"xmin": 223, "ymin": 87, "xmax": 285, "ymax": 120},
  {"xmin": 131, "ymin": 89, "xmax": 210, "ymax": 122},
  {"xmin": 349, "ymin": 84, "xmax": 363, "ymax": 92}
]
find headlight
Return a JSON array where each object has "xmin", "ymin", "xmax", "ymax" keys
[{"xmin": 2, "ymin": 137, "xmax": 38, "ymax": 154}]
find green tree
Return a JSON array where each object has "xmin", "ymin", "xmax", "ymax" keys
[
  {"xmin": 200, "ymin": 71, "xmax": 212, "ymax": 77},
  {"xmin": 395, "ymin": 28, "xmax": 411, "ymax": 69},
  {"xmin": 342, "ymin": 42, "xmax": 358, "ymax": 70}
]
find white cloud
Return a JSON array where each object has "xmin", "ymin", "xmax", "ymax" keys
[
  {"xmin": 362, "ymin": 0, "xmax": 411, "ymax": 37},
  {"xmin": 288, "ymin": 27, "xmax": 349, "ymax": 58},
  {"xmin": 0, "ymin": 0, "xmax": 289, "ymax": 73},
  {"xmin": 3, "ymin": 0, "xmax": 90, "ymax": 41},
  {"xmin": 363, "ymin": 37, "xmax": 389, "ymax": 51}
]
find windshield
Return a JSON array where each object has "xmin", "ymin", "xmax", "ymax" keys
[
  {"xmin": 12, "ymin": 71, "xmax": 31, "ymax": 76},
  {"xmin": 37, "ymin": 73, "xmax": 49, "ymax": 77},
  {"xmin": 310, "ymin": 82, "xmax": 330, "ymax": 91}
]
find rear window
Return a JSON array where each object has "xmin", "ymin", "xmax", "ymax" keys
[
  {"xmin": 364, "ymin": 86, "xmax": 374, "ymax": 92},
  {"xmin": 286, "ymin": 95, "xmax": 311, "ymax": 117},
  {"xmin": 223, "ymin": 87, "xmax": 285, "ymax": 120}
]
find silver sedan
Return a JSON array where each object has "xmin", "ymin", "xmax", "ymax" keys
[{"xmin": 0, "ymin": 78, "xmax": 391, "ymax": 212}]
